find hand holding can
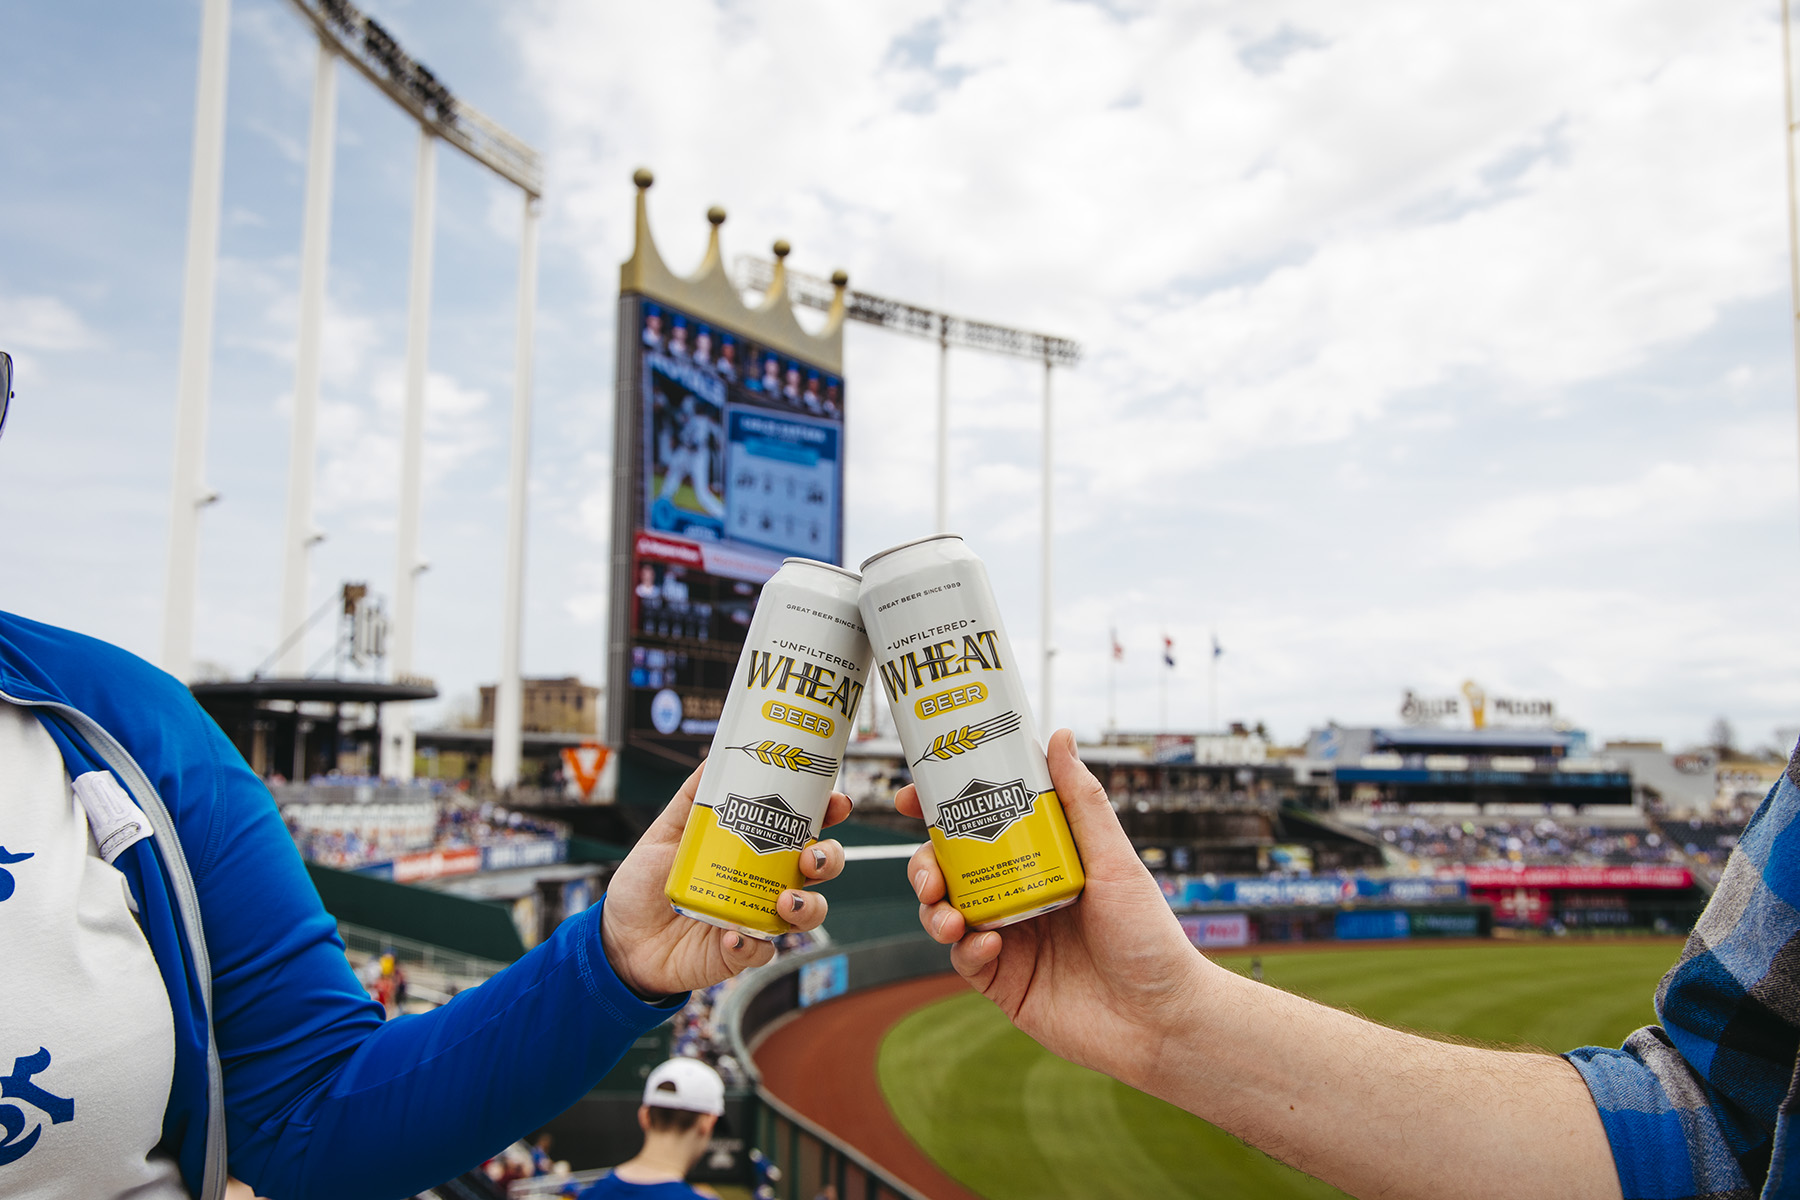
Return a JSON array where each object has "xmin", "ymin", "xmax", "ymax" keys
[
  {"xmin": 663, "ymin": 558, "xmax": 873, "ymax": 939},
  {"xmin": 858, "ymin": 534, "xmax": 1085, "ymax": 930}
]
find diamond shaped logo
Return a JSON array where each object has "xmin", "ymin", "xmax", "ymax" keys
[
  {"xmin": 935, "ymin": 778, "xmax": 1038, "ymax": 843},
  {"xmin": 716, "ymin": 792, "xmax": 812, "ymax": 854}
]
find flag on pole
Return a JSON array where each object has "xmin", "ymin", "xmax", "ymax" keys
[
  {"xmin": 1110, "ymin": 628, "xmax": 1124, "ymax": 661},
  {"xmin": 1163, "ymin": 636, "xmax": 1175, "ymax": 668}
]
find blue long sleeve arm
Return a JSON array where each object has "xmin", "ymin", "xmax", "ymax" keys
[
  {"xmin": 186, "ymin": 718, "xmax": 682, "ymax": 1200},
  {"xmin": 0, "ymin": 613, "xmax": 683, "ymax": 1199},
  {"xmin": 247, "ymin": 899, "xmax": 678, "ymax": 1198}
]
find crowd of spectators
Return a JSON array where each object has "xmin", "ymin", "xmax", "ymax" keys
[
  {"xmin": 284, "ymin": 797, "xmax": 569, "ymax": 871},
  {"xmin": 664, "ymin": 929, "xmax": 822, "ymax": 1089},
  {"xmin": 1354, "ymin": 815, "xmax": 1683, "ymax": 867}
]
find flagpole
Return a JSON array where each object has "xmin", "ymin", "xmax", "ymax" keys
[
  {"xmin": 1107, "ymin": 628, "xmax": 1118, "ymax": 733},
  {"xmin": 1160, "ymin": 634, "xmax": 1170, "ymax": 732},
  {"xmin": 1209, "ymin": 629, "xmax": 1219, "ymax": 731}
]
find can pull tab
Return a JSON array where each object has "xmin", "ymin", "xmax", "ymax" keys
[{"xmin": 71, "ymin": 771, "xmax": 153, "ymax": 864}]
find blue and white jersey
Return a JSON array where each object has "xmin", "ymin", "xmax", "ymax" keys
[{"xmin": 0, "ymin": 702, "xmax": 184, "ymax": 1198}]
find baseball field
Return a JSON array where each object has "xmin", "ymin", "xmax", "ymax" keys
[{"xmin": 876, "ymin": 940, "xmax": 1681, "ymax": 1200}]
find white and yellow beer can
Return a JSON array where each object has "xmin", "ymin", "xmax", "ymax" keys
[
  {"xmin": 665, "ymin": 558, "xmax": 872, "ymax": 939},
  {"xmin": 857, "ymin": 534, "xmax": 1085, "ymax": 931}
]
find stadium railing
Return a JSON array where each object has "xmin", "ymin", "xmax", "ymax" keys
[{"xmin": 719, "ymin": 934, "xmax": 954, "ymax": 1200}]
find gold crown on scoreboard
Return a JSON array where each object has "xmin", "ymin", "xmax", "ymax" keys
[{"xmin": 620, "ymin": 168, "xmax": 847, "ymax": 374}]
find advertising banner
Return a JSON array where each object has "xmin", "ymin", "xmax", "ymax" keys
[
  {"xmin": 1180, "ymin": 913, "xmax": 1251, "ymax": 948},
  {"xmin": 1410, "ymin": 909, "xmax": 1484, "ymax": 937},
  {"xmin": 480, "ymin": 838, "xmax": 567, "ymax": 873},
  {"xmin": 388, "ymin": 846, "xmax": 483, "ymax": 884},
  {"xmin": 610, "ymin": 297, "xmax": 847, "ymax": 769},
  {"xmin": 1228, "ymin": 878, "xmax": 1357, "ymax": 907},
  {"xmin": 1336, "ymin": 910, "xmax": 1410, "ymax": 940},
  {"xmin": 1448, "ymin": 865, "xmax": 1692, "ymax": 890},
  {"xmin": 1365, "ymin": 878, "xmax": 1467, "ymax": 902},
  {"xmin": 1171, "ymin": 875, "xmax": 1469, "ymax": 908},
  {"xmin": 798, "ymin": 954, "xmax": 850, "ymax": 1008}
]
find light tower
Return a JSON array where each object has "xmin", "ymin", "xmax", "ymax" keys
[
  {"xmin": 275, "ymin": 0, "xmax": 544, "ymax": 786},
  {"xmin": 163, "ymin": 0, "xmax": 545, "ymax": 786}
]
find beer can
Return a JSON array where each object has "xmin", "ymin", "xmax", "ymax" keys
[
  {"xmin": 857, "ymin": 534, "xmax": 1085, "ymax": 930},
  {"xmin": 664, "ymin": 558, "xmax": 873, "ymax": 939}
]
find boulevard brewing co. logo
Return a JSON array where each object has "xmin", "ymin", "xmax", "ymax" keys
[
  {"xmin": 717, "ymin": 792, "xmax": 811, "ymax": 854},
  {"xmin": 936, "ymin": 778, "xmax": 1038, "ymax": 842}
]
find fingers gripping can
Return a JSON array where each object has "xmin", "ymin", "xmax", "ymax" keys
[
  {"xmin": 857, "ymin": 535, "xmax": 1085, "ymax": 930},
  {"xmin": 664, "ymin": 558, "xmax": 873, "ymax": 939}
]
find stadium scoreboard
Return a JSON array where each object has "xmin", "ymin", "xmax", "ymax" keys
[{"xmin": 607, "ymin": 178, "xmax": 849, "ymax": 771}]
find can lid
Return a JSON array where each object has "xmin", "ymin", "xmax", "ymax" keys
[
  {"xmin": 859, "ymin": 533, "xmax": 964, "ymax": 572},
  {"xmin": 781, "ymin": 556, "xmax": 861, "ymax": 581}
]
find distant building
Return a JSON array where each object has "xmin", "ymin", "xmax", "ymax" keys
[{"xmin": 478, "ymin": 677, "xmax": 600, "ymax": 736}]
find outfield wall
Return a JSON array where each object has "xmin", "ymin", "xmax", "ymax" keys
[{"xmin": 721, "ymin": 934, "xmax": 953, "ymax": 1200}]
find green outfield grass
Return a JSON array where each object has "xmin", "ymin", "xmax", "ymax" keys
[{"xmin": 878, "ymin": 941, "xmax": 1680, "ymax": 1200}]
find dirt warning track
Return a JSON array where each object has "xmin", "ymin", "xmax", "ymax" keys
[{"xmin": 753, "ymin": 972, "xmax": 983, "ymax": 1200}]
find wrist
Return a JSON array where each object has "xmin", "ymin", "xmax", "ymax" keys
[
  {"xmin": 1119, "ymin": 951, "xmax": 1216, "ymax": 1095},
  {"xmin": 599, "ymin": 901, "xmax": 668, "ymax": 1003}
]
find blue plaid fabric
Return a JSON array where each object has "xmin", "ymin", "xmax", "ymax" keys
[{"xmin": 1566, "ymin": 750, "xmax": 1800, "ymax": 1200}]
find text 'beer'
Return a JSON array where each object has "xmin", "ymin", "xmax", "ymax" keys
[
  {"xmin": 858, "ymin": 534, "xmax": 1085, "ymax": 930},
  {"xmin": 664, "ymin": 558, "xmax": 872, "ymax": 939}
]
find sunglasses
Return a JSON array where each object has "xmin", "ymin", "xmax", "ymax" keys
[{"xmin": 0, "ymin": 352, "xmax": 9, "ymax": 437}]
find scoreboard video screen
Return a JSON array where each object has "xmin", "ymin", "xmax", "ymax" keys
[{"xmin": 609, "ymin": 295, "xmax": 847, "ymax": 769}]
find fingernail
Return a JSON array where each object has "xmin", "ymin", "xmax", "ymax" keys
[
  {"xmin": 813, "ymin": 848, "xmax": 827, "ymax": 870},
  {"xmin": 913, "ymin": 870, "xmax": 928, "ymax": 898},
  {"xmin": 790, "ymin": 894, "xmax": 805, "ymax": 913},
  {"xmin": 933, "ymin": 910, "xmax": 949, "ymax": 935},
  {"xmin": 730, "ymin": 934, "xmax": 744, "ymax": 950}
]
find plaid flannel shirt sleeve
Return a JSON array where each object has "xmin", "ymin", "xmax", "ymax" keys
[{"xmin": 1565, "ymin": 757, "xmax": 1800, "ymax": 1200}]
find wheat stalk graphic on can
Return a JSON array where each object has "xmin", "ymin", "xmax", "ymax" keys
[
  {"xmin": 858, "ymin": 534, "xmax": 1085, "ymax": 930},
  {"xmin": 664, "ymin": 558, "xmax": 872, "ymax": 939}
]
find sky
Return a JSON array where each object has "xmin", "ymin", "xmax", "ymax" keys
[{"xmin": 2, "ymin": 0, "xmax": 1797, "ymax": 752}]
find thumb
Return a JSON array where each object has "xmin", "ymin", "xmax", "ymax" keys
[{"xmin": 1045, "ymin": 729, "xmax": 1136, "ymax": 872}]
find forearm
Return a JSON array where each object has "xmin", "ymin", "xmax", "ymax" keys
[
  {"xmin": 249, "ymin": 899, "xmax": 682, "ymax": 1200},
  {"xmin": 1135, "ymin": 960, "xmax": 1621, "ymax": 1200}
]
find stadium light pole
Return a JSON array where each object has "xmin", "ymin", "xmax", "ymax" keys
[
  {"xmin": 277, "ymin": 36, "xmax": 338, "ymax": 677},
  {"xmin": 491, "ymin": 194, "xmax": 541, "ymax": 790},
  {"xmin": 381, "ymin": 125, "xmax": 437, "ymax": 781},
  {"xmin": 1783, "ymin": 0, "xmax": 1800, "ymax": 536},
  {"xmin": 160, "ymin": 0, "xmax": 232, "ymax": 681},
  {"xmin": 283, "ymin": 0, "xmax": 545, "ymax": 786},
  {"xmin": 936, "ymin": 325, "xmax": 950, "ymax": 533}
]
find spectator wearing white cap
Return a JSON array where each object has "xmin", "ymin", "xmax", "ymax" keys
[{"xmin": 576, "ymin": 1059, "xmax": 726, "ymax": 1200}]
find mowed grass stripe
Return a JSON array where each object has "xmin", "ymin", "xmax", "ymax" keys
[
  {"xmin": 878, "ymin": 941, "xmax": 1677, "ymax": 1200},
  {"xmin": 1214, "ymin": 944, "xmax": 1672, "ymax": 1051},
  {"xmin": 1018, "ymin": 1053, "xmax": 1190, "ymax": 1198}
]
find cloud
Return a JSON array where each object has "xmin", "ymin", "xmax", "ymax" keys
[
  {"xmin": 0, "ymin": 293, "xmax": 98, "ymax": 353},
  {"xmin": 500, "ymin": 0, "xmax": 1800, "ymax": 743},
  {"xmin": 520, "ymin": 0, "xmax": 1783, "ymax": 471},
  {"xmin": 1444, "ymin": 421, "xmax": 1793, "ymax": 568},
  {"xmin": 313, "ymin": 365, "xmax": 494, "ymax": 520}
]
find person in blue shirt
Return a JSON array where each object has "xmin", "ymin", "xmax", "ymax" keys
[
  {"xmin": 578, "ymin": 1058, "xmax": 728, "ymax": 1200},
  {"xmin": 0, "ymin": 584, "xmax": 848, "ymax": 1200},
  {"xmin": 905, "ymin": 729, "xmax": 1800, "ymax": 1200}
]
